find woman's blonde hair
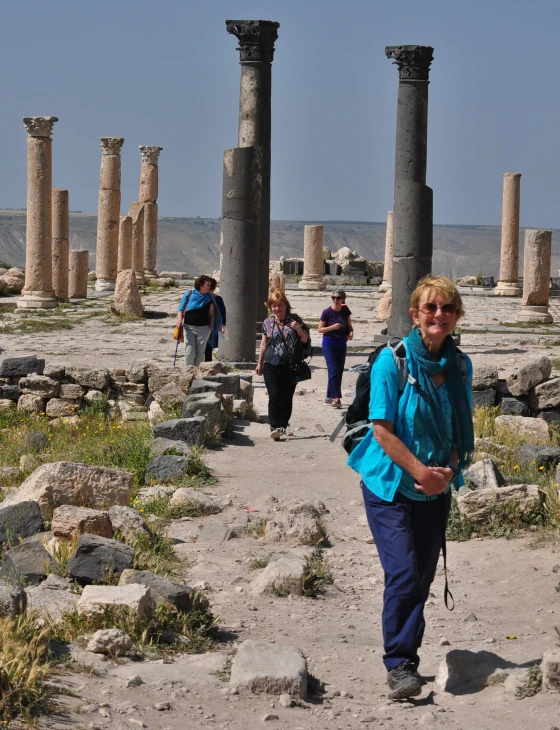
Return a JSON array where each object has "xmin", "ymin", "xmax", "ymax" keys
[
  {"xmin": 265, "ymin": 289, "xmax": 291, "ymax": 314},
  {"xmin": 410, "ymin": 275, "xmax": 465, "ymax": 320}
]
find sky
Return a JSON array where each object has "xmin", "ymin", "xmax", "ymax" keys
[{"xmin": 1, "ymin": 0, "xmax": 559, "ymax": 228}]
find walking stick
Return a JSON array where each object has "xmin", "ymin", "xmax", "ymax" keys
[{"xmin": 173, "ymin": 339, "xmax": 180, "ymax": 367}]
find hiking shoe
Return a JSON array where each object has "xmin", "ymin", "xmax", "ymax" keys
[
  {"xmin": 324, "ymin": 398, "xmax": 333, "ymax": 405},
  {"xmin": 331, "ymin": 398, "xmax": 342, "ymax": 409},
  {"xmin": 387, "ymin": 660, "xmax": 423, "ymax": 700},
  {"xmin": 270, "ymin": 428, "xmax": 280, "ymax": 441},
  {"xmin": 277, "ymin": 427, "xmax": 287, "ymax": 437}
]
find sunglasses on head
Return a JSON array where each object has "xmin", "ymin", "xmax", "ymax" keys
[
  {"xmin": 420, "ymin": 302, "xmax": 457, "ymax": 315},
  {"xmin": 332, "ymin": 296, "xmax": 343, "ymax": 301}
]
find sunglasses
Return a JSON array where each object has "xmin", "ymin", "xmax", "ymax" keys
[
  {"xmin": 332, "ymin": 296, "xmax": 343, "ymax": 301},
  {"xmin": 419, "ymin": 303, "xmax": 457, "ymax": 315}
]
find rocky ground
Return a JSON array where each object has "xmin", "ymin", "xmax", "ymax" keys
[{"xmin": 3, "ymin": 287, "xmax": 560, "ymax": 730}]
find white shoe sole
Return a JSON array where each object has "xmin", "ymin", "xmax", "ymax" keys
[{"xmin": 270, "ymin": 430, "xmax": 280, "ymax": 441}]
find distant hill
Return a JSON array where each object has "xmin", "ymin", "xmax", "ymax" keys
[{"xmin": 2, "ymin": 210, "xmax": 560, "ymax": 279}]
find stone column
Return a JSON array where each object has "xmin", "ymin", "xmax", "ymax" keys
[
  {"xmin": 139, "ymin": 146, "xmax": 162, "ymax": 279},
  {"xmin": 226, "ymin": 19, "xmax": 279, "ymax": 322},
  {"xmin": 379, "ymin": 210, "xmax": 394, "ymax": 292},
  {"xmin": 18, "ymin": 116, "xmax": 59, "ymax": 309},
  {"xmin": 218, "ymin": 146, "xmax": 263, "ymax": 362},
  {"xmin": 68, "ymin": 249, "xmax": 89, "ymax": 299},
  {"xmin": 117, "ymin": 215, "xmax": 132, "ymax": 272},
  {"xmin": 495, "ymin": 173, "xmax": 522, "ymax": 296},
  {"xmin": 95, "ymin": 137, "xmax": 124, "ymax": 292},
  {"xmin": 52, "ymin": 188, "xmax": 69, "ymax": 302},
  {"xmin": 517, "ymin": 229, "xmax": 553, "ymax": 323},
  {"xmin": 129, "ymin": 202, "xmax": 145, "ymax": 283},
  {"xmin": 385, "ymin": 46, "xmax": 434, "ymax": 337},
  {"xmin": 269, "ymin": 272, "xmax": 286, "ymax": 294},
  {"xmin": 299, "ymin": 225, "xmax": 326, "ymax": 290}
]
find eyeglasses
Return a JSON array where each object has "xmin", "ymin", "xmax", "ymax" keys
[
  {"xmin": 332, "ymin": 296, "xmax": 343, "ymax": 301},
  {"xmin": 419, "ymin": 303, "xmax": 457, "ymax": 315}
]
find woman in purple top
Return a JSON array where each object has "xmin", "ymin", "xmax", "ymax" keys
[{"xmin": 318, "ymin": 288, "xmax": 353, "ymax": 408}]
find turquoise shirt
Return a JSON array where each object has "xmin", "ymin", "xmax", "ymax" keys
[{"xmin": 346, "ymin": 338, "xmax": 473, "ymax": 503}]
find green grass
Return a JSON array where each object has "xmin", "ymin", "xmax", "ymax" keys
[
  {"xmin": 499, "ymin": 321, "xmax": 555, "ymax": 328},
  {"xmin": 0, "ymin": 316, "xmax": 75, "ymax": 334},
  {"xmin": 247, "ymin": 518, "xmax": 269, "ymax": 539},
  {"xmin": 248, "ymin": 556, "xmax": 270, "ymax": 571},
  {"xmin": 303, "ymin": 549, "xmax": 334, "ymax": 598},
  {"xmin": 515, "ymin": 665, "xmax": 542, "ymax": 699},
  {"xmin": 134, "ymin": 493, "xmax": 210, "ymax": 522},
  {"xmin": 552, "ymin": 358, "xmax": 560, "ymax": 371}
]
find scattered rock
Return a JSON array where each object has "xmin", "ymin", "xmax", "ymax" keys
[
  {"xmin": 46, "ymin": 398, "xmax": 80, "ymax": 418},
  {"xmin": 87, "ymin": 628, "xmax": 134, "ymax": 656},
  {"xmin": 457, "ymin": 484, "xmax": 541, "ymax": 524},
  {"xmin": 17, "ymin": 393, "xmax": 46, "ymax": 414},
  {"xmin": 114, "ymin": 270, "xmax": 143, "ymax": 316},
  {"xmin": 108, "ymin": 506, "xmax": 152, "ymax": 543},
  {"xmin": 51, "ymin": 505, "xmax": 113, "ymax": 540},
  {"xmin": 145, "ymin": 455, "xmax": 192, "ymax": 483},
  {"xmin": 0, "ymin": 461, "xmax": 134, "ymax": 519},
  {"xmin": 507, "ymin": 356, "xmax": 552, "ymax": 397},
  {"xmin": 78, "ymin": 584, "xmax": 154, "ymax": 617},
  {"xmin": 229, "ymin": 640, "xmax": 307, "ymax": 698},
  {"xmin": 84, "ymin": 389, "xmax": 105, "ymax": 404},
  {"xmin": 494, "ymin": 415, "xmax": 549, "ymax": 445},
  {"xmin": 197, "ymin": 523, "xmax": 231, "ymax": 543},
  {"xmin": 517, "ymin": 444, "xmax": 560, "ymax": 470},
  {"xmin": 500, "ymin": 397, "xmax": 530, "ymax": 417},
  {"xmin": 463, "ymin": 459, "xmax": 505, "ymax": 490},
  {"xmin": 436, "ymin": 649, "xmax": 514, "ymax": 693},
  {"xmin": 152, "ymin": 382, "xmax": 185, "ymax": 410},
  {"xmin": 152, "ymin": 417, "xmax": 206, "ymax": 447},
  {"xmin": 66, "ymin": 534, "xmax": 135, "ymax": 585},
  {"xmin": 0, "ymin": 542, "xmax": 56, "ymax": 585},
  {"xmin": 118, "ymin": 569, "xmax": 201, "ymax": 611},
  {"xmin": 169, "ymin": 488, "xmax": 221, "ymax": 515},
  {"xmin": 66, "ymin": 366, "xmax": 110, "ymax": 390},
  {"xmin": 146, "ymin": 362, "xmax": 196, "ymax": 394},
  {"xmin": 472, "ymin": 390, "xmax": 496, "ymax": 409},
  {"xmin": 0, "ymin": 356, "xmax": 44, "ymax": 379},
  {"xmin": 19, "ymin": 374, "xmax": 59, "ymax": 398},
  {"xmin": 542, "ymin": 648, "xmax": 560, "ymax": 692},
  {"xmin": 0, "ymin": 501, "xmax": 43, "ymax": 544},
  {"xmin": 262, "ymin": 511, "xmax": 325, "ymax": 546},
  {"xmin": 529, "ymin": 378, "xmax": 560, "ymax": 411},
  {"xmin": 182, "ymin": 394, "xmax": 222, "ymax": 431},
  {"xmin": 126, "ymin": 675, "xmax": 144, "ymax": 688},
  {"xmin": 1, "ymin": 268, "xmax": 25, "ymax": 293},
  {"xmin": 0, "ymin": 579, "xmax": 27, "ymax": 617},
  {"xmin": 250, "ymin": 556, "xmax": 306, "ymax": 596},
  {"xmin": 135, "ymin": 485, "xmax": 175, "ymax": 504},
  {"xmin": 149, "ymin": 437, "xmax": 193, "ymax": 459},
  {"xmin": 21, "ymin": 431, "xmax": 49, "ymax": 453},
  {"xmin": 472, "ymin": 364, "xmax": 499, "ymax": 391},
  {"xmin": 25, "ymin": 574, "xmax": 78, "ymax": 622}
]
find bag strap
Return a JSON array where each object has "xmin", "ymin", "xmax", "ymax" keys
[
  {"xmin": 181, "ymin": 290, "xmax": 192, "ymax": 315},
  {"xmin": 440, "ymin": 493, "xmax": 454, "ymax": 610}
]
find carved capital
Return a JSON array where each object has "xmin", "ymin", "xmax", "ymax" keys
[
  {"xmin": 226, "ymin": 19, "xmax": 279, "ymax": 63},
  {"xmin": 23, "ymin": 116, "xmax": 58, "ymax": 137},
  {"xmin": 139, "ymin": 146, "xmax": 163, "ymax": 165},
  {"xmin": 385, "ymin": 45, "xmax": 434, "ymax": 81},
  {"xmin": 100, "ymin": 137, "xmax": 124, "ymax": 155}
]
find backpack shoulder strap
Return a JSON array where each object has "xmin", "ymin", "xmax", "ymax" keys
[
  {"xmin": 456, "ymin": 348, "xmax": 468, "ymax": 380},
  {"xmin": 386, "ymin": 337, "xmax": 413, "ymax": 391}
]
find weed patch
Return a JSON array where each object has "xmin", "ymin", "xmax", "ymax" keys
[
  {"xmin": 248, "ymin": 556, "xmax": 270, "ymax": 571},
  {"xmin": 515, "ymin": 665, "xmax": 542, "ymax": 699},
  {"xmin": 247, "ymin": 518, "xmax": 268, "ymax": 539},
  {"xmin": 303, "ymin": 549, "xmax": 334, "ymax": 598}
]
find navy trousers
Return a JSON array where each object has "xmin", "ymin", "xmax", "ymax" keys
[
  {"xmin": 362, "ymin": 483, "xmax": 451, "ymax": 671},
  {"xmin": 322, "ymin": 339, "xmax": 347, "ymax": 399}
]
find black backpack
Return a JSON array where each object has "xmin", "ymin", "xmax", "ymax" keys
[{"xmin": 330, "ymin": 337, "xmax": 467, "ymax": 455}]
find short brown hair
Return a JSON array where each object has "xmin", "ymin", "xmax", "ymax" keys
[
  {"xmin": 265, "ymin": 289, "xmax": 291, "ymax": 315},
  {"xmin": 194, "ymin": 275, "xmax": 213, "ymax": 291},
  {"xmin": 410, "ymin": 275, "xmax": 465, "ymax": 320}
]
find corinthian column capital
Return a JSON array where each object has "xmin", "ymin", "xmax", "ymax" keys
[
  {"xmin": 139, "ymin": 146, "xmax": 163, "ymax": 164},
  {"xmin": 385, "ymin": 45, "xmax": 434, "ymax": 81},
  {"xmin": 23, "ymin": 116, "xmax": 58, "ymax": 137},
  {"xmin": 226, "ymin": 19, "xmax": 280, "ymax": 63},
  {"xmin": 100, "ymin": 137, "xmax": 124, "ymax": 155}
]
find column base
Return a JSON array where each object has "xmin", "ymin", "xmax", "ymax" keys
[
  {"xmin": 298, "ymin": 278, "xmax": 325, "ymax": 290},
  {"xmin": 95, "ymin": 278, "xmax": 116, "ymax": 292},
  {"xmin": 134, "ymin": 271, "xmax": 146, "ymax": 285},
  {"xmin": 494, "ymin": 281, "xmax": 522, "ymax": 296},
  {"xmin": 517, "ymin": 305, "xmax": 553, "ymax": 323},
  {"xmin": 17, "ymin": 291, "xmax": 58, "ymax": 310},
  {"xmin": 143, "ymin": 269, "xmax": 158, "ymax": 281},
  {"xmin": 378, "ymin": 280, "xmax": 392, "ymax": 292}
]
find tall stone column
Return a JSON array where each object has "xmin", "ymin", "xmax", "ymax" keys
[
  {"xmin": 299, "ymin": 225, "xmax": 326, "ymax": 290},
  {"xmin": 139, "ymin": 146, "xmax": 162, "ymax": 280},
  {"xmin": 226, "ymin": 19, "xmax": 279, "ymax": 322},
  {"xmin": 379, "ymin": 210, "xmax": 394, "ymax": 292},
  {"xmin": 52, "ymin": 188, "xmax": 69, "ymax": 302},
  {"xmin": 18, "ymin": 116, "xmax": 59, "ymax": 309},
  {"xmin": 385, "ymin": 46, "xmax": 434, "ymax": 337},
  {"xmin": 69, "ymin": 249, "xmax": 89, "ymax": 299},
  {"xmin": 117, "ymin": 216, "xmax": 133, "ymax": 272},
  {"xmin": 517, "ymin": 229, "xmax": 553, "ymax": 323},
  {"xmin": 95, "ymin": 137, "xmax": 124, "ymax": 292},
  {"xmin": 495, "ymin": 173, "xmax": 522, "ymax": 296},
  {"xmin": 129, "ymin": 202, "xmax": 145, "ymax": 283},
  {"xmin": 218, "ymin": 146, "xmax": 263, "ymax": 362}
]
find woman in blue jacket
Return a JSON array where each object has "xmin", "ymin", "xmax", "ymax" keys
[{"xmin": 348, "ymin": 275, "xmax": 474, "ymax": 700}]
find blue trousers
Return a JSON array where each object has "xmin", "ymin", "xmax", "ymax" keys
[
  {"xmin": 362, "ymin": 483, "xmax": 451, "ymax": 671},
  {"xmin": 322, "ymin": 339, "xmax": 347, "ymax": 399}
]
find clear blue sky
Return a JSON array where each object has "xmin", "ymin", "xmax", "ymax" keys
[{"xmin": 1, "ymin": 0, "xmax": 558, "ymax": 228}]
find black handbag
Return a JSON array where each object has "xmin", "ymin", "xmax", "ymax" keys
[{"xmin": 289, "ymin": 360, "xmax": 312, "ymax": 384}]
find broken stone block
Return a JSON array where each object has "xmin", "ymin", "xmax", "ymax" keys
[
  {"xmin": 507, "ymin": 356, "xmax": 552, "ymax": 397},
  {"xmin": 233, "ymin": 399, "xmax": 248, "ymax": 417},
  {"xmin": 25, "ymin": 574, "xmax": 78, "ymax": 622},
  {"xmin": 0, "ymin": 579, "xmax": 27, "ymax": 617},
  {"xmin": 0, "ymin": 356, "xmax": 44, "ymax": 378},
  {"xmin": 188, "ymin": 379, "xmax": 224, "ymax": 397},
  {"xmin": 114, "ymin": 270, "xmax": 143, "ymax": 316},
  {"xmin": 182, "ymin": 395, "xmax": 221, "ymax": 432},
  {"xmin": 58, "ymin": 383, "xmax": 85, "ymax": 400},
  {"xmin": 0, "ymin": 501, "xmax": 43, "ymax": 544},
  {"xmin": 51, "ymin": 505, "xmax": 113, "ymax": 540},
  {"xmin": 46, "ymin": 398, "xmax": 80, "ymax": 418},
  {"xmin": 204, "ymin": 373, "xmax": 242, "ymax": 398},
  {"xmin": 436, "ymin": 649, "xmax": 514, "ymax": 693},
  {"xmin": 118, "ymin": 569, "xmax": 201, "ymax": 611},
  {"xmin": 152, "ymin": 382, "xmax": 185, "ymax": 410},
  {"xmin": 542, "ymin": 648, "xmax": 560, "ymax": 692},
  {"xmin": 66, "ymin": 366, "xmax": 111, "ymax": 390},
  {"xmin": 494, "ymin": 415, "xmax": 549, "ymax": 445},
  {"xmin": 250, "ymin": 556, "xmax": 305, "ymax": 596},
  {"xmin": 145, "ymin": 455, "xmax": 192, "ymax": 483},
  {"xmin": 472, "ymin": 364, "xmax": 499, "ymax": 391},
  {"xmin": 87, "ymin": 628, "xmax": 134, "ymax": 656},
  {"xmin": 529, "ymin": 377, "xmax": 560, "ymax": 411},
  {"xmin": 17, "ymin": 394, "xmax": 46, "ymax": 414},
  {"xmin": 462, "ymin": 458, "xmax": 505, "ymax": 490},
  {"xmin": 66, "ymin": 534, "xmax": 135, "ymax": 585},
  {"xmin": 0, "ymin": 542, "xmax": 56, "ymax": 585},
  {"xmin": 457, "ymin": 484, "xmax": 541, "ymax": 524},
  {"xmin": 147, "ymin": 362, "xmax": 196, "ymax": 394},
  {"xmin": 197, "ymin": 523, "xmax": 231, "ymax": 544},
  {"xmin": 19, "ymin": 374, "xmax": 59, "ymax": 397},
  {"xmin": 500, "ymin": 397, "xmax": 529, "ymax": 417},
  {"xmin": 516, "ymin": 444, "xmax": 560, "ymax": 470},
  {"xmin": 149, "ymin": 437, "xmax": 193, "ymax": 459},
  {"xmin": 108, "ymin": 505, "xmax": 151, "ymax": 543},
  {"xmin": 21, "ymin": 432, "xmax": 49, "ymax": 453},
  {"xmin": 78, "ymin": 584, "xmax": 154, "ymax": 617},
  {"xmin": 472, "ymin": 389, "xmax": 496, "ymax": 409},
  {"xmin": 152, "ymin": 417, "xmax": 206, "ymax": 447},
  {"xmin": 229, "ymin": 640, "xmax": 307, "ymax": 698},
  {"xmin": 169, "ymin": 488, "xmax": 221, "ymax": 515},
  {"xmin": 262, "ymin": 511, "xmax": 325, "ymax": 546}
]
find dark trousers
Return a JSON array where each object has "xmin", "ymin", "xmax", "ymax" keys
[
  {"xmin": 263, "ymin": 362, "xmax": 296, "ymax": 429},
  {"xmin": 204, "ymin": 343, "xmax": 213, "ymax": 362},
  {"xmin": 322, "ymin": 339, "xmax": 347, "ymax": 399},
  {"xmin": 362, "ymin": 483, "xmax": 451, "ymax": 671}
]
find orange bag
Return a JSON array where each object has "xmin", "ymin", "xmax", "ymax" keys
[{"xmin": 173, "ymin": 325, "xmax": 184, "ymax": 343}]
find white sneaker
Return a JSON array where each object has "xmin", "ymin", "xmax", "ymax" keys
[{"xmin": 270, "ymin": 428, "xmax": 280, "ymax": 441}]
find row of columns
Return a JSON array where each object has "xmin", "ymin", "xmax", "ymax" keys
[{"xmin": 17, "ymin": 116, "xmax": 163, "ymax": 308}]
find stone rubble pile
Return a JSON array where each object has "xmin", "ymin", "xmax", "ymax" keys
[{"xmin": 270, "ymin": 245, "xmax": 383, "ymax": 286}]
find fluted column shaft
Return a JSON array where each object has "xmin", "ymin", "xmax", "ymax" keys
[
  {"xmin": 52, "ymin": 188, "xmax": 69, "ymax": 301},
  {"xmin": 19, "ymin": 116, "xmax": 59, "ymax": 309},
  {"xmin": 495, "ymin": 173, "xmax": 522, "ymax": 296},
  {"xmin": 379, "ymin": 210, "xmax": 394, "ymax": 292},
  {"xmin": 95, "ymin": 137, "xmax": 123, "ymax": 291}
]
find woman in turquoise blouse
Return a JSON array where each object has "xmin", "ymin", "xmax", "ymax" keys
[{"xmin": 348, "ymin": 275, "xmax": 474, "ymax": 700}]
